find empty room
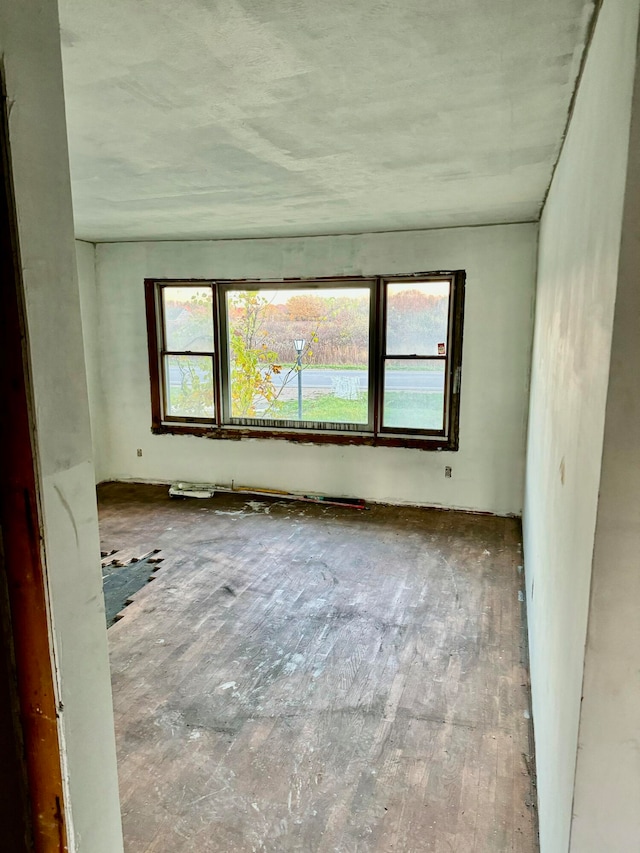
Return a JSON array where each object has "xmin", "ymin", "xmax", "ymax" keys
[{"xmin": 1, "ymin": 0, "xmax": 639, "ymax": 851}]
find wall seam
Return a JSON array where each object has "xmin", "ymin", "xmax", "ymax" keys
[
  {"xmin": 85, "ymin": 218, "xmax": 539, "ymax": 246},
  {"xmin": 539, "ymin": 0, "xmax": 605, "ymax": 217}
]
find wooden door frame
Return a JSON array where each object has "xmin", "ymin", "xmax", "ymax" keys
[{"xmin": 0, "ymin": 71, "xmax": 69, "ymax": 851}]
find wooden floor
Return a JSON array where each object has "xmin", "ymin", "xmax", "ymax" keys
[{"xmin": 99, "ymin": 483, "xmax": 537, "ymax": 853}]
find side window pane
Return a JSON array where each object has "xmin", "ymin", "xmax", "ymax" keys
[
  {"xmin": 163, "ymin": 286, "xmax": 214, "ymax": 352},
  {"xmin": 382, "ymin": 360, "xmax": 445, "ymax": 431},
  {"xmin": 386, "ymin": 280, "xmax": 450, "ymax": 356},
  {"xmin": 165, "ymin": 355, "xmax": 214, "ymax": 418},
  {"xmin": 226, "ymin": 287, "xmax": 370, "ymax": 424}
]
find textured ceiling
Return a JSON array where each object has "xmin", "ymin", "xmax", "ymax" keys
[{"xmin": 59, "ymin": 0, "xmax": 594, "ymax": 242}]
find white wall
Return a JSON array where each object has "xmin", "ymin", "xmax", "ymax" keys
[
  {"xmin": 76, "ymin": 240, "xmax": 107, "ymax": 481},
  {"xmin": 570, "ymin": 36, "xmax": 640, "ymax": 850},
  {"xmin": 90, "ymin": 223, "xmax": 537, "ymax": 515},
  {"xmin": 523, "ymin": 1, "xmax": 640, "ymax": 851},
  {"xmin": 1, "ymin": 1, "xmax": 123, "ymax": 850}
]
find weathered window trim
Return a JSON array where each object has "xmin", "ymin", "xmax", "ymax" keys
[{"xmin": 145, "ymin": 272, "xmax": 465, "ymax": 451}]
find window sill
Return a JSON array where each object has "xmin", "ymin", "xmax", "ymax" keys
[{"xmin": 151, "ymin": 423, "xmax": 457, "ymax": 451}]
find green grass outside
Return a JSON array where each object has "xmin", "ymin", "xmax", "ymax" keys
[
  {"xmin": 383, "ymin": 391, "xmax": 444, "ymax": 430},
  {"xmin": 271, "ymin": 391, "xmax": 444, "ymax": 430},
  {"xmin": 271, "ymin": 394, "xmax": 368, "ymax": 422}
]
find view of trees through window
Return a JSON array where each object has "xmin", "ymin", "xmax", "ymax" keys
[
  {"xmin": 382, "ymin": 280, "xmax": 450, "ymax": 431},
  {"xmin": 162, "ymin": 286, "xmax": 215, "ymax": 419},
  {"xmin": 226, "ymin": 287, "xmax": 370, "ymax": 423},
  {"xmin": 159, "ymin": 279, "xmax": 452, "ymax": 431}
]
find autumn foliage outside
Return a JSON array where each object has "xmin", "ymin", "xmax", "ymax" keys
[{"xmin": 163, "ymin": 284, "xmax": 449, "ymax": 429}]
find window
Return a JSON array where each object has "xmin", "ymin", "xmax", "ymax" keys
[{"xmin": 145, "ymin": 273, "xmax": 465, "ymax": 450}]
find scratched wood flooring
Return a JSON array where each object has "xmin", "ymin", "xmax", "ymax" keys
[{"xmin": 99, "ymin": 482, "xmax": 537, "ymax": 853}]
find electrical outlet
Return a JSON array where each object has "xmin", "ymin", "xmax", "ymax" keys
[
  {"xmin": 444, "ymin": 466, "xmax": 452, "ymax": 478},
  {"xmin": 137, "ymin": 448, "xmax": 143, "ymax": 457}
]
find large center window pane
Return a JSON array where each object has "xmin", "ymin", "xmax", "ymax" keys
[
  {"xmin": 226, "ymin": 287, "xmax": 370, "ymax": 424},
  {"xmin": 386, "ymin": 280, "xmax": 450, "ymax": 356}
]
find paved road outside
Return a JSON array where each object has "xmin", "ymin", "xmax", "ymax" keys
[
  {"xmin": 273, "ymin": 368, "xmax": 443, "ymax": 392},
  {"xmin": 168, "ymin": 365, "xmax": 443, "ymax": 393}
]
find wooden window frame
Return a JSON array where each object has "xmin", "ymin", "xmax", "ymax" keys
[
  {"xmin": 145, "ymin": 272, "xmax": 465, "ymax": 451},
  {"xmin": 151, "ymin": 282, "xmax": 218, "ymax": 426}
]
